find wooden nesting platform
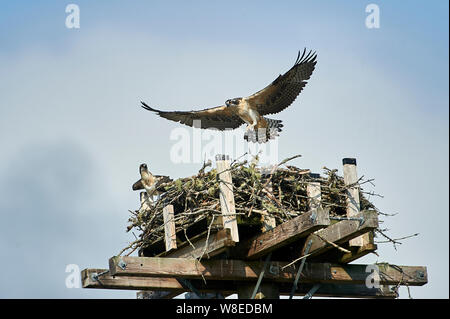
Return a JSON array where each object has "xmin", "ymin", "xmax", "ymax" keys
[{"xmin": 82, "ymin": 156, "xmax": 428, "ymax": 299}]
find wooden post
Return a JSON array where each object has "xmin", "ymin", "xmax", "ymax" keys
[
  {"xmin": 343, "ymin": 158, "xmax": 369, "ymax": 247},
  {"xmin": 163, "ymin": 205, "xmax": 177, "ymax": 251},
  {"xmin": 216, "ymin": 154, "xmax": 239, "ymax": 242},
  {"xmin": 307, "ymin": 173, "xmax": 321, "ymax": 210}
]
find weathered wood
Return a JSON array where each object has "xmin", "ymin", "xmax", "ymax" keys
[
  {"xmin": 82, "ymin": 268, "xmax": 184, "ymax": 291},
  {"xmin": 185, "ymin": 292, "xmax": 224, "ymax": 299},
  {"xmin": 307, "ymin": 181, "xmax": 321, "ymax": 210},
  {"xmin": 138, "ymin": 228, "xmax": 233, "ymax": 299},
  {"xmin": 302, "ymin": 210, "xmax": 378, "ymax": 258},
  {"xmin": 343, "ymin": 158, "xmax": 371, "ymax": 247},
  {"xmin": 339, "ymin": 243, "xmax": 378, "ymax": 263},
  {"xmin": 137, "ymin": 290, "xmax": 179, "ymax": 299},
  {"xmin": 280, "ymin": 283, "xmax": 397, "ymax": 299},
  {"xmin": 301, "ymin": 263, "xmax": 427, "ymax": 286},
  {"xmin": 232, "ymin": 207, "xmax": 330, "ymax": 260},
  {"xmin": 162, "ymin": 205, "xmax": 177, "ymax": 251},
  {"xmin": 82, "ymin": 269, "xmax": 398, "ymax": 298},
  {"xmin": 108, "ymin": 256, "xmax": 296, "ymax": 280},
  {"xmin": 216, "ymin": 155, "xmax": 239, "ymax": 242},
  {"xmin": 159, "ymin": 228, "xmax": 235, "ymax": 259},
  {"xmin": 261, "ymin": 177, "xmax": 277, "ymax": 232},
  {"xmin": 108, "ymin": 257, "xmax": 427, "ymax": 286}
]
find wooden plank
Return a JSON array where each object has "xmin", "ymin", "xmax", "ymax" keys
[
  {"xmin": 339, "ymin": 243, "xmax": 378, "ymax": 263},
  {"xmin": 108, "ymin": 257, "xmax": 427, "ymax": 286},
  {"xmin": 301, "ymin": 263, "xmax": 427, "ymax": 286},
  {"xmin": 279, "ymin": 283, "xmax": 397, "ymax": 299},
  {"xmin": 232, "ymin": 207, "xmax": 330, "ymax": 260},
  {"xmin": 82, "ymin": 268, "xmax": 184, "ymax": 291},
  {"xmin": 162, "ymin": 205, "xmax": 177, "ymax": 251},
  {"xmin": 136, "ymin": 290, "xmax": 179, "ymax": 299},
  {"xmin": 216, "ymin": 154, "xmax": 239, "ymax": 242},
  {"xmin": 307, "ymin": 181, "xmax": 321, "ymax": 210},
  {"xmin": 302, "ymin": 210, "xmax": 378, "ymax": 258},
  {"xmin": 343, "ymin": 158, "xmax": 371, "ymax": 247},
  {"xmin": 160, "ymin": 228, "xmax": 235, "ymax": 259},
  {"xmin": 82, "ymin": 269, "xmax": 397, "ymax": 298}
]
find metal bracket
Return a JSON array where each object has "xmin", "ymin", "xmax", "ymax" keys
[
  {"xmin": 289, "ymin": 239, "xmax": 312, "ymax": 299},
  {"xmin": 91, "ymin": 273, "xmax": 99, "ymax": 282},
  {"xmin": 177, "ymin": 278, "xmax": 204, "ymax": 299},
  {"xmin": 330, "ymin": 216, "xmax": 365, "ymax": 226},
  {"xmin": 251, "ymin": 252, "xmax": 272, "ymax": 299},
  {"xmin": 303, "ymin": 284, "xmax": 321, "ymax": 299},
  {"xmin": 118, "ymin": 258, "xmax": 127, "ymax": 270},
  {"xmin": 309, "ymin": 211, "xmax": 317, "ymax": 223},
  {"xmin": 269, "ymin": 264, "xmax": 279, "ymax": 276},
  {"xmin": 90, "ymin": 270, "xmax": 109, "ymax": 287}
]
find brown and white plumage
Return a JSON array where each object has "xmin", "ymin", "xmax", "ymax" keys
[
  {"xmin": 132, "ymin": 163, "xmax": 171, "ymax": 200},
  {"xmin": 141, "ymin": 49, "xmax": 317, "ymax": 142}
]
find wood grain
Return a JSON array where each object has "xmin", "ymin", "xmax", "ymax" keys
[{"xmin": 233, "ymin": 207, "xmax": 330, "ymax": 260}]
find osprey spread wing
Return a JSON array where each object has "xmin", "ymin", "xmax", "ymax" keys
[{"xmin": 141, "ymin": 49, "xmax": 317, "ymax": 143}]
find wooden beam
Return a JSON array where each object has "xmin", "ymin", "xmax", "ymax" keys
[
  {"xmin": 108, "ymin": 257, "xmax": 427, "ymax": 286},
  {"xmin": 339, "ymin": 243, "xmax": 378, "ymax": 263},
  {"xmin": 343, "ymin": 158, "xmax": 371, "ymax": 247},
  {"xmin": 163, "ymin": 205, "xmax": 177, "ymax": 252},
  {"xmin": 232, "ymin": 207, "xmax": 330, "ymax": 260},
  {"xmin": 82, "ymin": 269, "xmax": 397, "ymax": 298},
  {"xmin": 300, "ymin": 262, "xmax": 427, "ymax": 286},
  {"xmin": 279, "ymin": 283, "xmax": 397, "ymax": 299},
  {"xmin": 306, "ymin": 181, "xmax": 321, "ymax": 210},
  {"xmin": 302, "ymin": 210, "xmax": 378, "ymax": 258},
  {"xmin": 159, "ymin": 228, "xmax": 235, "ymax": 259},
  {"xmin": 216, "ymin": 154, "xmax": 239, "ymax": 242},
  {"xmin": 82, "ymin": 268, "xmax": 184, "ymax": 291},
  {"xmin": 136, "ymin": 290, "xmax": 179, "ymax": 299}
]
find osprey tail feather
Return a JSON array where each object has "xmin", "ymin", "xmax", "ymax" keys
[{"xmin": 244, "ymin": 117, "xmax": 283, "ymax": 143}]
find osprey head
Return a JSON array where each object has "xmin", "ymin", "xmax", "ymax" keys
[
  {"xmin": 225, "ymin": 97, "xmax": 242, "ymax": 107},
  {"xmin": 139, "ymin": 163, "xmax": 148, "ymax": 172}
]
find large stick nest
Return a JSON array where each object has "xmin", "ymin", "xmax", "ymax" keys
[{"xmin": 123, "ymin": 155, "xmax": 381, "ymax": 256}]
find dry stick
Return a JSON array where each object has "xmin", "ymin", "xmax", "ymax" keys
[
  {"xmin": 184, "ymin": 227, "xmax": 196, "ymax": 250},
  {"xmin": 117, "ymin": 238, "xmax": 142, "ymax": 256},
  {"xmin": 315, "ymin": 233, "xmax": 352, "ymax": 254},
  {"xmin": 280, "ymin": 252, "xmax": 314, "ymax": 270},
  {"xmin": 375, "ymin": 231, "xmax": 419, "ymax": 244},
  {"xmin": 198, "ymin": 215, "xmax": 216, "ymax": 263}
]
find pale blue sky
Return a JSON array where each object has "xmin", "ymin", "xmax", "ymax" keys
[{"xmin": 0, "ymin": 1, "xmax": 448, "ymax": 298}]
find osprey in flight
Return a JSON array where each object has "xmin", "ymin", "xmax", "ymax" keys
[{"xmin": 141, "ymin": 49, "xmax": 317, "ymax": 143}]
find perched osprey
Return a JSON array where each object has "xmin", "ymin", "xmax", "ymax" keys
[
  {"xmin": 141, "ymin": 49, "xmax": 317, "ymax": 142},
  {"xmin": 132, "ymin": 163, "xmax": 172, "ymax": 201}
]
